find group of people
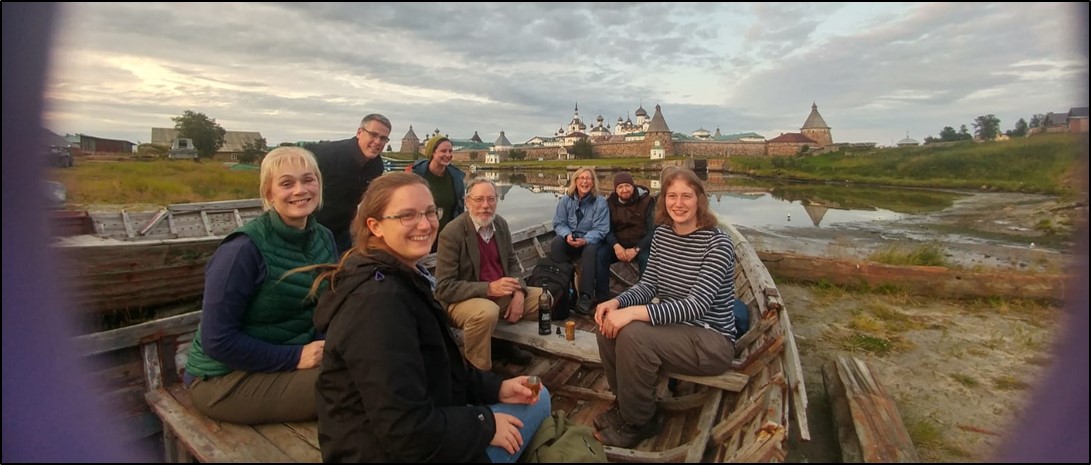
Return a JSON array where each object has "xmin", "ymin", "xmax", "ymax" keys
[
  {"xmin": 549, "ymin": 167, "xmax": 657, "ymax": 316},
  {"xmin": 182, "ymin": 113, "xmax": 739, "ymax": 461}
]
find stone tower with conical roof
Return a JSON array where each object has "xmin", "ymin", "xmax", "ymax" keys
[
  {"xmin": 400, "ymin": 125, "xmax": 421, "ymax": 154},
  {"xmin": 494, "ymin": 131, "xmax": 512, "ymax": 152},
  {"xmin": 800, "ymin": 102, "xmax": 832, "ymax": 147},
  {"xmin": 644, "ymin": 104, "xmax": 674, "ymax": 157}
]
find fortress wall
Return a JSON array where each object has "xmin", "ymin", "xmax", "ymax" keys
[
  {"xmin": 674, "ymin": 141, "xmax": 766, "ymax": 157},
  {"xmin": 767, "ymin": 141, "xmax": 810, "ymax": 156},
  {"xmin": 591, "ymin": 141, "xmax": 649, "ymax": 158}
]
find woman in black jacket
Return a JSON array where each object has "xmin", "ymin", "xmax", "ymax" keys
[{"xmin": 306, "ymin": 172, "xmax": 550, "ymax": 462}]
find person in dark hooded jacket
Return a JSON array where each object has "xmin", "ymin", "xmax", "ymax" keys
[
  {"xmin": 305, "ymin": 172, "xmax": 550, "ymax": 463},
  {"xmin": 596, "ymin": 171, "xmax": 655, "ymax": 302}
]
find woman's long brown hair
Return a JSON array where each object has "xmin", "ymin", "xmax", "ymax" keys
[{"xmin": 293, "ymin": 172, "xmax": 429, "ymax": 299}]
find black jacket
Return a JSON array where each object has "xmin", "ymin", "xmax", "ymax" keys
[
  {"xmin": 314, "ymin": 250, "xmax": 501, "ymax": 462},
  {"xmin": 606, "ymin": 185, "xmax": 656, "ymax": 250},
  {"xmin": 312, "ymin": 137, "xmax": 385, "ymax": 240}
]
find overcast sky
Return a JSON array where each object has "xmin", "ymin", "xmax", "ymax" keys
[{"xmin": 44, "ymin": 2, "xmax": 1088, "ymax": 147}]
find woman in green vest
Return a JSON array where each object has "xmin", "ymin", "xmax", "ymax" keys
[{"xmin": 183, "ymin": 146, "xmax": 337, "ymax": 424}]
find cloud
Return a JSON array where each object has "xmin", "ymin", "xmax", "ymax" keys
[{"xmin": 44, "ymin": 2, "xmax": 1087, "ymax": 146}]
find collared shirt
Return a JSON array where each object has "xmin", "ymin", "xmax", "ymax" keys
[{"xmin": 471, "ymin": 216, "xmax": 495, "ymax": 243}]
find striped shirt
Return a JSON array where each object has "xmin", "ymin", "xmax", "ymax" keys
[{"xmin": 615, "ymin": 224, "xmax": 737, "ymax": 341}]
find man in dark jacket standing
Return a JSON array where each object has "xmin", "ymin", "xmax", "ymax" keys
[
  {"xmin": 596, "ymin": 171, "xmax": 655, "ymax": 301},
  {"xmin": 313, "ymin": 114, "xmax": 391, "ymax": 255}
]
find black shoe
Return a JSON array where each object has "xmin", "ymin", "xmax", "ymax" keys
[
  {"xmin": 492, "ymin": 340, "xmax": 533, "ymax": 366},
  {"xmin": 574, "ymin": 294, "xmax": 594, "ymax": 316},
  {"xmin": 506, "ymin": 345, "xmax": 533, "ymax": 365}
]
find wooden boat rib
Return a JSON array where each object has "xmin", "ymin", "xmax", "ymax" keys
[{"xmin": 74, "ymin": 217, "xmax": 807, "ymax": 462}]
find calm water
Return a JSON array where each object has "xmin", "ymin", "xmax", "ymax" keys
[{"xmin": 470, "ymin": 170, "xmax": 966, "ymax": 233}]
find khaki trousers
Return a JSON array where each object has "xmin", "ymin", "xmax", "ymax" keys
[
  {"xmin": 448, "ymin": 286, "xmax": 543, "ymax": 370},
  {"xmin": 596, "ymin": 322, "xmax": 734, "ymax": 425},
  {"xmin": 188, "ymin": 367, "xmax": 319, "ymax": 424}
]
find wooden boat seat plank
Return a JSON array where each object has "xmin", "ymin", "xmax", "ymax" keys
[
  {"xmin": 252, "ymin": 423, "xmax": 322, "ymax": 462},
  {"xmin": 137, "ymin": 324, "xmax": 320, "ymax": 463},
  {"xmin": 490, "ymin": 320, "xmax": 749, "ymax": 392}
]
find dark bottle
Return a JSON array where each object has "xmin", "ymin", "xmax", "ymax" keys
[{"xmin": 538, "ymin": 289, "xmax": 553, "ymax": 335}]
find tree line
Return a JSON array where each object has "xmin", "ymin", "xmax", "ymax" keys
[{"xmin": 925, "ymin": 113, "xmax": 1049, "ymax": 143}]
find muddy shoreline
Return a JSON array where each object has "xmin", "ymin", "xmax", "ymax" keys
[
  {"xmin": 740, "ymin": 191, "xmax": 1085, "ymax": 275},
  {"xmin": 773, "ymin": 191, "xmax": 1085, "ymax": 462}
]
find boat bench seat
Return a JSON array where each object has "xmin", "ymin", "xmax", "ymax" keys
[
  {"xmin": 138, "ymin": 317, "xmax": 320, "ymax": 463},
  {"xmin": 489, "ymin": 320, "xmax": 751, "ymax": 392}
]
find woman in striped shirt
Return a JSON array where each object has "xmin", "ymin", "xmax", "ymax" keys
[{"xmin": 591, "ymin": 167, "xmax": 737, "ymax": 448}]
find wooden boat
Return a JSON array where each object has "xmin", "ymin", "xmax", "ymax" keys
[
  {"xmin": 51, "ymin": 199, "xmax": 266, "ymax": 320},
  {"xmin": 74, "ymin": 218, "xmax": 807, "ymax": 462}
]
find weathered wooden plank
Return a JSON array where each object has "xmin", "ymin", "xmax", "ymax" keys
[
  {"xmin": 253, "ymin": 423, "xmax": 321, "ymax": 462},
  {"xmin": 777, "ymin": 300, "xmax": 809, "ymax": 441},
  {"xmin": 199, "ymin": 211, "xmax": 214, "ymax": 236},
  {"xmin": 684, "ymin": 389, "xmax": 724, "ymax": 462},
  {"xmin": 145, "ymin": 389, "xmax": 255, "ymax": 462},
  {"xmin": 77, "ymin": 311, "xmax": 201, "ymax": 355},
  {"xmin": 139, "ymin": 209, "xmax": 171, "ymax": 236},
  {"xmin": 168, "ymin": 198, "xmax": 264, "ymax": 213},
  {"xmin": 823, "ymin": 356, "xmax": 919, "ymax": 463},
  {"xmin": 490, "ymin": 320, "xmax": 749, "ymax": 392},
  {"xmin": 723, "ymin": 220, "xmax": 809, "ymax": 441},
  {"xmin": 122, "ymin": 210, "xmax": 136, "ymax": 238}
]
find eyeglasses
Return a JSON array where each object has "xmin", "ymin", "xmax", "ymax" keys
[
  {"xmin": 467, "ymin": 196, "xmax": 498, "ymax": 204},
  {"xmin": 360, "ymin": 128, "xmax": 391, "ymax": 144},
  {"xmin": 382, "ymin": 208, "xmax": 443, "ymax": 226}
]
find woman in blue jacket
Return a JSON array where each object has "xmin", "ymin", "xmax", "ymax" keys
[{"xmin": 550, "ymin": 167, "xmax": 610, "ymax": 316}]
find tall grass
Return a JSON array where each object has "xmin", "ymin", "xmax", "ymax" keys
[
  {"xmin": 868, "ymin": 243, "xmax": 948, "ymax": 267},
  {"xmin": 50, "ymin": 160, "xmax": 259, "ymax": 205}
]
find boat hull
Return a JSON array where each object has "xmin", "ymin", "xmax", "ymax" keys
[{"xmin": 73, "ymin": 218, "xmax": 807, "ymax": 462}]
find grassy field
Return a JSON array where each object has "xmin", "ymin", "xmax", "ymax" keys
[
  {"xmin": 728, "ymin": 133, "xmax": 1087, "ymax": 196},
  {"xmin": 50, "ymin": 159, "xmax": 259, "ymax": 206}
]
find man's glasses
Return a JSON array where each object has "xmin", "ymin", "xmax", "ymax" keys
[
  {"xmin": 467, "ymin": 196, "xmax": 498, "ymax": 204},
  {"xmin": 382, "ymin": 208, "xmax": 443, "ymax": 226},
  {"xmin": 361, "ymin": 128, "xmax": 391, "ymax": 144}
]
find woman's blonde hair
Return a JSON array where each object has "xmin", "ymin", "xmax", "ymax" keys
[
  {"xmin": 655, "ymin": 167, "xmax": 717, "ymax": 229},
  {"xmin": 258, "ymin": 146, "xmax": 323, "ymax": 211},
  {"xmin": 303, "ymin": 172, "xmax": 429, "ymax": 297},
  {"xmin": 565, "ymin": 167, "xmax": 600, "ymax": 197}
]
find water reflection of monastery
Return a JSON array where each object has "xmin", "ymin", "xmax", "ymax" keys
[{"xmin": 474, "ymin": 170, "xmax": 841, "ymax": 227}]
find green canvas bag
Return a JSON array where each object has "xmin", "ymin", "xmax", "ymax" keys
[{"xmin": 521, "ymin": 410, "xmax": 607, "ymax": 463}]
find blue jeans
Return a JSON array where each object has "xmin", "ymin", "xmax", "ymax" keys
[{"xmin": 485, "ymin": 386, "xmax": 552, "ymax": 463}]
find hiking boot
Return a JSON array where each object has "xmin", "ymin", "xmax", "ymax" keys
[
  {"xmin": 593, "ymin": 413, "xmax": 662, "ymax": 449},
  {"xmin": 593, "ymin": 403, "xmax": 622, "ymax": 431},
  {"xmin": 492, "ymin": 340, "xmax": 533, "ymax": 366},
  {"xmin": 574, "ymin": 294, "xmax": 594, "ymax": 316},
  {"xmin": 505, "ymin": 345, "xmax": 533, "ymax": 365}
]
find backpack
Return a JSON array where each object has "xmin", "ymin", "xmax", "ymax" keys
[
  {"xmin": 521, "ymin": 411, "xmax": 607, "ymax": 463},
  {"xmin": 526, "ymin": 257, "xmax": 574, "ymax": 320}
]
